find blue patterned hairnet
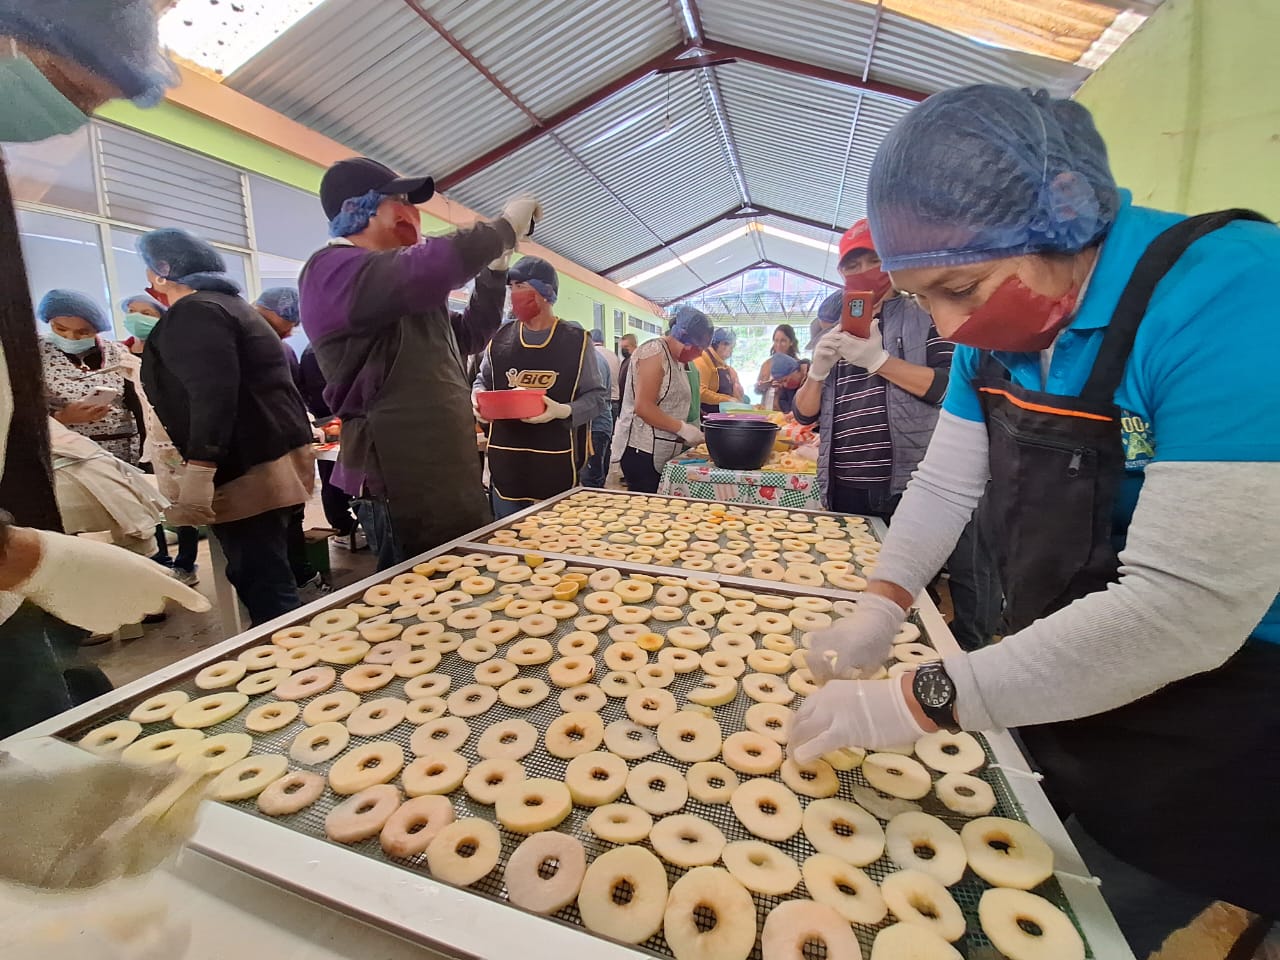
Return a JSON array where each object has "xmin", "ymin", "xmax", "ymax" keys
[
  {"xmin": 669, "ymin": 306, "xmax": 713, "ymax": 347},
  {"xmin": 0, "ymin": 0, "xmax": 177, "ymax": 105},
  {"xmin": 328, "ymin": 189, "xmax": 384, "ymax": 238},
  {"xmin": 710, "ymin": 327, "xmax": 735, "ymax": 347},
  {"xmin": 254, "ymin": 287, "xmax": 300, "ymax": 325},
  {"xmin": 769, "ymin": 353, "xmax": 800, "ymax": 379},
  {"xmin": 136, "ymin": 228, "xmax": 240, "ymax": 295},
  {"xmin": 36, "ymin": 289, "xmax": 109, "ymax": 332},
  {"xmin": 119, "ymin": 294, "xmax": 165, "ymax": 316},
  {"xmin": 868, "ymin": 85, "xmax": 1119, "ymax": 272}
]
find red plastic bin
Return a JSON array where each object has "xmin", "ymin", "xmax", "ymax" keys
[{"xmin": 475, "ymin": 389, "xmax": 547, "ymax": 421}]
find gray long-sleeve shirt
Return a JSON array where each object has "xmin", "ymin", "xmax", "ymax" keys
[{"xmin": 473, "ymin": 321, "xmax": 606, "ymax": 428}]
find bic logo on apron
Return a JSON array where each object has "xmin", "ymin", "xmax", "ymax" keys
[{"xmin": 506, "ymin": 368, "xmax": 560, "ymax": 390}]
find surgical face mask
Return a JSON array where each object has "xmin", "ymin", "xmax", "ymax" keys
[
  {"xmin": 145, "ymin": 285, "xmax": 170, "ymax": 307},
  {"xmin": 48, "ymin": 331, "xmax": 98, "ymax": 355},
  {"xmin": 510, "ymin": 287, "xmax": 542, "ymax": 323},
  {"xmin": 124, "ymin": 312, "xmax": 159, "ymax": 340},
  {"xmin": 951, "ymin": 274, "xmax": 1079, "ymax": 352},
  {"xmin": 0, "ymin": 50, "xmax": 90, "ymax": 142},
  {"xmin": 843, "ymin": 266, "xmax": 894, "ymax": 306},
  {"xmin": 676, "ymin": 341, "xmax": 704, "ymax": 364}
]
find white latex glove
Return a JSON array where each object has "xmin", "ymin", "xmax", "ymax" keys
[
  {"xmin": 0, "ymin": 750, "xmax": 209, "ymax": 890},
  {"xmin": 806, "ymin": 592, "xmax": 906, "ymax": 683},
  {"xmin": 488, "ymin": 252, "xmax": 512, "ymax": 271},
  {"xmin": 165, "ymin": 464, "xmax": 216, "ymax": 527},
  {"xmin": 788, "ymin": 678, "xmax": 926, "ymax": 763},
  {"xmin": 501, "ymin": 195, "xmax": 542, "ymax": 242},
  {"xmin": 522, "ymin": 396, "xmax": 572, "ymax": 425},
  {"xmin": 14, "ymin": 529, "xmax": 210, "ymax": 634},
  {"xmin": 831, "ymin": 322, "xmax": 890, "ymax": 374},
  {"xmin": 677, "ymin": 423, "xmax": 704, "ymax": 445},
  {"xmin": 807, "ymin": 326, "xmax": 845, "ymax": 382}
]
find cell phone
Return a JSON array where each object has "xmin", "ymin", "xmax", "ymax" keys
[
  {"xmin": 83, "ymin": 386, "xmax": 120, "ymax": 406},
  {"xmin": 841, "ymin": 288, "xmax": 875, "ymax": 338}
]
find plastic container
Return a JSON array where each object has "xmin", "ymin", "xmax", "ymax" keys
[
  {"xmin": 475, "ymin": 389, "xmax": 546, "ymax": 421},
  {"xmin": 704, "ymin": 420, "xmax": 780, "ymax": 471}
]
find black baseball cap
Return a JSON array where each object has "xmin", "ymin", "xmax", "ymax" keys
[{"xmin": 320, "ymin": 157, "xmax": 434, "ymax": 220}]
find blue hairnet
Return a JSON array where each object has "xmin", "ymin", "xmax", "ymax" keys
[
  {"xmin": 509, "ymin": 256, "xmax": 559, "ymax": 304},
  {"xmin": 254, "ymin": 287, "xmax": 300, "ymax": 325},
  {"xmin": 669, "ymin": 306, "xmax": 713, "ymax": 347},
  {"xmin": 710, "ymin": 327, "xmax": 735, "ymax": 347},
  {"xmin": 328, "ymin": 189, "xmax": 383, "ymax": 238},
  {"xmin": 0, "ymin": 0, "xmax": 177, "ymax": 106},
  {"xmin": 589, "ymin": 329, "xmax": 605, "ymax": 344},
  {"xmin": 868, "ymin": 85, "xmax": 1119, "ymax": 272},
  {"xmin": 136, "ymin": 228, "xmax": 241, "ymax": 295},
  {"xmin": 36, "ymin": 289, "xmax": 109, "ymax": 332},
  {"xmin": 119, "ymin": 294, "xmax": 164, "ymax": 316},
  {"xmin": 770, "ymin": 353, "xmax": 800, "ymax": 379},
  {"xmin": 817, "ymin": 291, "xmax": 842, "ymax": 326}
]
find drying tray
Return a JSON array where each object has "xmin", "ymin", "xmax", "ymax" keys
[
  {"xmin": 4, "ymin": 499, "xmax": 1133, "ymax": 960},
  {"xmin": 477, "ymin": 487, "xmax": 880, "ymax": 591}
]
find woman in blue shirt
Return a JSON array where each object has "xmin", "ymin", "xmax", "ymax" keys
[{"xmin": 790, "ymin": 85, "xmax": 1280, "ymax": 956}]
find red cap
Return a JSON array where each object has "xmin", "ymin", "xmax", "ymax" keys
[{"xmin": 838, "ymin": 219, "xmax": 876, "ymax": 266}]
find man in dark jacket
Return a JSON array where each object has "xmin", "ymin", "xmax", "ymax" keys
[
  {"xmin": 298, "ymin": 343, "xmax": 361, "ymax": 550},
  {"xmin": 299, "ymin": 157, "xmax": 538, "ymax": 568},
  {"xmin": 139, "ymin": 228, "xmax": 314, "ymax": 625}
]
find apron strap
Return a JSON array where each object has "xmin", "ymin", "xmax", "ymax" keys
[{"xmin": 1081, "ymin": 208, "xmax": 1272, "ymax": 403}]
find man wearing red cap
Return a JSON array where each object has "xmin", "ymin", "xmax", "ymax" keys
[{"xmin": 794, "ymin": 220, "xmax": 1000, "ymax": 650}]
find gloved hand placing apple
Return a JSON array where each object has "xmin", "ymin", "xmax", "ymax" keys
[{"xmin": 522, "ymin": 395, "xmax": 572, "ymax": 425}]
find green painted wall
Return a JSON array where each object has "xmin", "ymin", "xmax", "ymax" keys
[
  {"xmin": 1075, "ymin": 0, "xmax": 1280, "ymax": 218},
  {"xmin": 94, "ymin": 99, "xmax": 665, "ymax": 339}
]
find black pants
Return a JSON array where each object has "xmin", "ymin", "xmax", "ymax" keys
[
  {"xmin": 211, "ymin": 506, "xmax": 301, "ymax": 626},
  {"xmin": 152, "ymin": 523, "xmax": 198, "ymax": 572},
  {"xmin": 285, "ymin": 503, "xmax": 316, "ymax": 586},
  {"xmin": 317, "ymin": 459, "xmax": 356, "ymax": 536},
  {"xmin": 620, "ymin": 446, "xmax": 662, "ymax": 494},
  {"xmin": 581, "ymin": 429, "xmax": 612, "ymax": 487}
]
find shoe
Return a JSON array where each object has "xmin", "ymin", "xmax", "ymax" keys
[
  {"xmin": 171, "ymin": 566, "xmax": 199, "ymax": 587},
  {"xmin": 299, "ymin": 573, "xmax": 333, "ymax": 597},
  {"xmin": 332, "ymin": 530, "xmax": 367, "ymax": 552}
]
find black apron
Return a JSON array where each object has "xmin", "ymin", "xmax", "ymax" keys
[
  {"xmin": 700, "ymin": 349, "xmax": 737, "ymax": 417},
  {"xmin": 975, "ymin": 209, "xmax": 1280, "ymax": 915},
  {"xmin": 486, "ymin": 319, "xmax": 589, "ymax": 507},
  {"xmin": 358, "ymin": 313, "xmax": 492, "ymax": 559}
]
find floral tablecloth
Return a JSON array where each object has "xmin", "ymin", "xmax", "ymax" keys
[{"xmin": 658, "ymin": 459, "xmax": 824, "ymax": 510}]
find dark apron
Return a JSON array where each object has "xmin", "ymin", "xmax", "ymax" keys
[
  {"xmin": 975, "ymin": 209, "xmax": 1280, "ymax": 915},
  {"xmin": 700, "ymin": 349, "xmax": 737, "ymax": 417},
  {"xmin": 486, "ymin": 320, "xmax": 589, "ymax": 506},
  {"xmin": 360, "ymin": 314, "xmax": 492, "ymax": 559}
]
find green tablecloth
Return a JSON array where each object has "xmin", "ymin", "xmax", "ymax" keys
[{"xmin": 658, "ymin": 458, "xmax": 824, "ymax": 510}]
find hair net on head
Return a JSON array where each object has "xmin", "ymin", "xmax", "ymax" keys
[
  {"xmin": 0, "ymin": 0, "xmax": 177, "ymax": 105},
  {"xmin": 710, "ymin": 327, "xmax": 735, "ymax": 347},
  {"xmin": 119, "ymin": 294, "xmax": 164, "ymax": 316},
  {"xmin": 508, "ymin": 256, "xmax": 559, "ymax": 304},
  {"xmin": 254, "ymin": 287, "xmax": 300, "ymax": 325},
  {"xmin": 36, "ymin": 289, "xmax": 109, "ymax": 332},
  {"xmin": 769, "ymin": 353, "xmax": 800, "ymax": 380},
  {"xmin": 669, "ymin": 306, "xmax": 713, "ymax": 347},
  {"xmin": 589, "ymin": 329, "xmax": 604, "ymax": 344},
  {"xmin": 868, "ymin": 85, "xmax": 1119, "ymax": 273},
  {"xmin": 328, "ymin": 189, "xmax": 384, "ymax": 238},
  {"xmin": 136, "ymin": 228, "xmax": 240, "ymax": 296}
]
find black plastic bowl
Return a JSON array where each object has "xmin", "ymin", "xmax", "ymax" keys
[{"xmin": 703, "ymin": 420, "xmax": 780, "ymax": 471}]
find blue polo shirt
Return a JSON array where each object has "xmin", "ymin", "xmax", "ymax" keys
[{"xmin": 944, "ymin": 191, "xmax": 1280, "ymax": 642}]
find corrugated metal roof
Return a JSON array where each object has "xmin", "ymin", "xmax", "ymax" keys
[
  {"xmin": 636, "ymin": 231, "xmax": 762, "ymax": 303},
  {"xmin": 227, "ymin": 0, "xmax": 528, "ymax": 176},
  {"xmin": 425, "ymin": 0, "xmax": 682, "ymax": 117},
  {"xmin": 611, "ymin": 217, "xmax": 749, "ymax": 283}
]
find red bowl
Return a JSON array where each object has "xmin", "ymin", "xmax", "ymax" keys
[{"xmin": 476, "ymin": 389, "xmax": 546, "ymax": 421}]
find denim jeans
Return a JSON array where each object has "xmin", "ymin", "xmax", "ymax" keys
[
  {"xmin": 581, "ymin": 429, "xmax": 612, "ymax": 487},
  {"xmin": 354, "ymin": 497, "xmax": 403, "ymax": 571},
  {"xmin": 620, "ymin": 446, "xmax": 661, "ymax": 494},
  {"xmin": 490, "ymin": 489, "xmax": 532, "ymax": 521},
  {"xmin": 210, "ymin": 506, "xmax": 301, "ymax": 626},
  {"xmin": 152, "ymin": 523, "xmax": 199, "ymax": 573}
]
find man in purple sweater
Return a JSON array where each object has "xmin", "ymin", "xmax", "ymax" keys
[{"xmin": 299, "ymin": 157, "xmax": 539, "ymax": 568}]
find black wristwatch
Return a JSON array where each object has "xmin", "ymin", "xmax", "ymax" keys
[{"xmin": 912, "ymin": 662, "xmax": 959, "ymax": 732}]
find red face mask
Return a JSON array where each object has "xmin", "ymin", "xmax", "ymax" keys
[
  {"xmin": 676, "ymin": 342, "xmax": 703, "ymax": 364},
  {"xmin": 510, "ymin": 287, "xmax": 542, "ymax": 323},
  {"xmin": 951, "ymin": 275, "xmax": 1079, "ymax": 352},
  {"xmin": 844, "ymin": 267, "xmax": 894, "ymax": 305},
  {"xmin": 146, "ymin": 285, "xmax": 170, "ymax": 307}
]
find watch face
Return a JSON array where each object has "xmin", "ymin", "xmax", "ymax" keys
[{"xmin": 916, "ymin": 669, "xmax": 953, "ymax": 709}]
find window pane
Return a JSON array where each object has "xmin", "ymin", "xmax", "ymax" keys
[
  {"xmin": 4, "ymin": 127, "xmax": 98, "ymax": 214},
  {"xmin": 17, "ymin": 210, "xmax": 110, "ymax": 331},
  {"xmin": 110, "ymin": 225, "xmax": 248, "ymax": 311},
  {"xmin": 249, "ymin": 174, "xmax": 329, "ymax": 261}
]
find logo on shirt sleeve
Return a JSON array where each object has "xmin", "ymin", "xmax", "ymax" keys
[
  {"xmin": 506, "ymin": 368, "xmax": 558, "ymax": 390},
  {"xmin": 1120, "ymin": 411, "xmax": 1155, "ymax": 469}
]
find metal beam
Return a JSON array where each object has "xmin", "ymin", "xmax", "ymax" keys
[
  {"xmin": 702, "ymin": 39, "xmax": 930, "ymax": 102},
  {"xmin": 602, "ymin": 208, "xmax": 743, "ymax": 276},
  {"xmin": 433, "ymin": 42, "xmax": 691, "ymax": 190},
  {"xmin": 656, "ymin": 261, "xmax": 768, "ymax": 305},
  {"xmin": 727, "ymin": 205, "xmax": 843, "ymax": 235}
]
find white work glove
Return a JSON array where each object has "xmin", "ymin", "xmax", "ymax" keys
[
  {"xmin": 832, "ymin": 322, "xmax": 890, "ymax": 374},
  {"xmin": 522, "ymin": 396, "xmax": 572, "ymax": 425},
  {"xmin": 0, "ymin": 750, "xmax": 209, "ymax": 889},
  {"xmin": 807, "ymin": 326, "xmax": 845, "ymax": 382},
  {"xmin": 14, "ymin": 529, "xmax": 210, "ymax": 634},
  {"xmin": 806, "ymin": 592, "xmax": 906, "ymax": 683},
  {"xmin": 677, "ymin": 423, "xmax": 704, "ymax": 445},
  {"xmin": 488, "ymin": 252, "xmax": 512, "ymax": 271},
  {"xmin": 501, "ymin": 195, "xmax": 543, "ymax": 242},
  {"xmin": 165, "ymin": 464, "xmax": 216, "ymax": 527},
  {"xmin": 788, "ymin": 678, "xmax": 926, "ymax": 763}
]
